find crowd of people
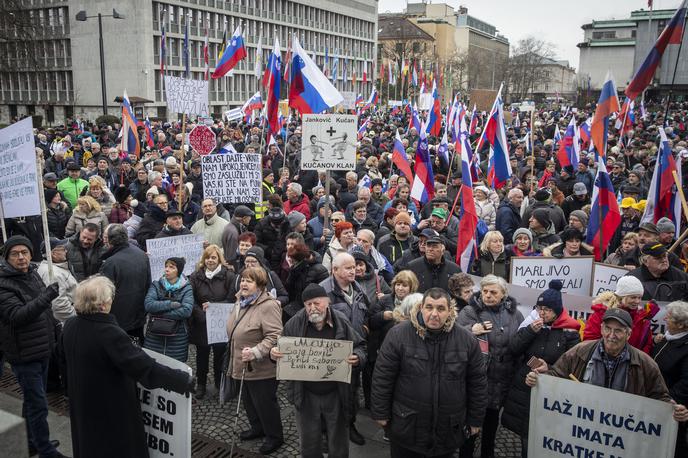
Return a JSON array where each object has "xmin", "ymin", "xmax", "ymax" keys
[{"xmin": 1, "ymin": 100, "xmax": 688, "ymax": 458}]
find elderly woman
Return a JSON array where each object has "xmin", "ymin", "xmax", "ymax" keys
[
  {"xmin": 471, "ymin": 230, "xmax": 511, "ymax": 280},
  {"xmin": 393, "ymin": 292, "xmax": 423, "ymax": 322},
  {"xmin": 62, "ymin": 275, "xmax": 193, "ymax": 458},
  {"xmin": 188, "ymin": 245, "xmax": 236, "ymax": 399},
  {"xmin": 544, "ymin": 228, "xmax": 593, "ymax": 257},
  {"xmin": 86, "ymin": 176, "xmax": 116, "ymax": 215},
  {"xmin": 225, "ymin": 266, "xmax": 284, "ymax": 454},
  {"xmin": 447, "ymin": 272, "xmax": 476, "ymax": 311},
  {"xmin": 604, "ymin": 232, "xmax": 640, "ymax": 269},
  {"xmin": 506, "ymin": 228, "xmax": 537, "ymax": 257},
  {"xmin": 583, "ymin": 275, "xmax": 659, "ymax": 354},
  {"xmin": 458, "ymin": 274, "xmax": 524, "ymax": 458},
  {"xmin": 322, "ymin": 221, "xmax": 356, "ymax": 272},
  {"xmin": 143, "ymin": 257, "xmax": 194, "ymax": 362},
  {"xmin": 355, "ymin": 228, "xmax": 394, "ymax": 282},
  {"xmin": 653, "ymin": 301, "xmax": 688, "ymax": 457},
  {"xmin": 474, "ymin": 185, "xmax": 496, "ymax": 230},
  {"xmin": 65, "ymin": 195, "xmax": 109, "ymax": 237},
  {"xmin": 501, "ymin": 280, "xmax": 581, "ymax": 457}
]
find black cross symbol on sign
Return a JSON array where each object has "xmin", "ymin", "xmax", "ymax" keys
[{"xmin": 326, "ymin": 126, "xmax": 337, "ymax": 137}]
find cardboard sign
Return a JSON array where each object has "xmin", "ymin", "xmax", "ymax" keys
[
  {"xmin": 138, "ymin": 349, "xmax": 192, "ymax": 458},
  {"xmin": 164, "ymin": 76, "xmax": 209, "ymax": 117},
  {"xmin": 188, "ymin": 125, "xmax": 216, "ymax": 156},
  {"xmin": 146, "ymin": 234, "xmax": 204, "ymax": 280},
  {"xmin": 0, "ymin": 118, "xmax": 41, "ymax": 218},
  {"xmin": 201, "ymin": 153, "xmax": 261, "ymax": 203},
  {"xmin": 206, "ymin": 302, "xmax": 233, "ymax": 345},
  {"xmin": 301, "ymin": 114, "xmax": 357, "ymax": 170},
  {"xmin": 592, "ymin": 263, "xmax": 631, "ymax": 296},
  {"xmin": 529, "ymin": 375, "xmax": 677, "ymax": 458},
  {"xmin": 276, "ymin": 336, "xmax": 353, "ymax": 383},
  {"xmin": 510, "ymin": 256, "xmax": 594, "ymax": 296}
]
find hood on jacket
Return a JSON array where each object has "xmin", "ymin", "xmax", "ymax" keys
[
  {"xmin": 0, "ymin": 260, "xmax": 38, "ymax": 278},
  {"xmin": 409, "ymin": 295, "xmax": 457, "ymax": 339}
]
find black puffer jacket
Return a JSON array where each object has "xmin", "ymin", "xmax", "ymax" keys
[
  {"xmin": 135, "ymin": 206, "xmax": 166, "ymax": 248},
  {"xmin": 283, "ymin": 252, "xmax": 329, "ymax": 318},
  {"xmin": 627, "ymin": 265, "xmax": 688, "ymax": 302},
  {"xmin": 652, "ymin": 333, "xmax": 688, "ymax": 405},
  {"xmin": 187, "ymin": 266, "xmax": 236, "ymax": 346},
  {"xmin": 470, "ymin": 250, "xmax": 511, "ymax": 281},
  {"xmin": 66, "ymin": 235, "xmax": 106, "ymax": 282},
  {"xmin": 457, "ymin": 293, "xmax": 524, "ymax": 409},
  {"xmin": 371, "ymin": 314, "xmax": 487, "ymax": 455},
  {"xmin": 407, "ymin": 256, "xmax": 462, "ymax": 292},
  {"xmin": 0, "ymin": 262, "xmax": 57, "ymax": 364},
  {"xmin": 46, "ymin": 203, "xmax": 72, "ymax": 239},
  {"xmin": 254, "ymin": 218, "xmax": 291, "ymax": 271}
]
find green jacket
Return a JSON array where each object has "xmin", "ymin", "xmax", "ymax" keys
[{"xmin": 57, "ymin": 177, "xmax": 89, "ymax": 208}]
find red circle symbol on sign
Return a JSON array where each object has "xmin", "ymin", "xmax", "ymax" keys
[{"xmin": 188, "ymin": 125, "xmax": 217, "ymax": 156}]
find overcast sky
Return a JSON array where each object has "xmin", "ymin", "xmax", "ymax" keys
[{"xmin": 377, "ymin": 0, "xmax": 680, "ymax": 69}]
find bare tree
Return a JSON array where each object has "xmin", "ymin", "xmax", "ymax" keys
[{"xmin": 507, "ymin": 36, "xmax": 556, "ymax": 101}]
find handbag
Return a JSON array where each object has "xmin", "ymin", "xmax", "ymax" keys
[
  {"xmin": 146, "ymin": 316, "xmax": 180, "ymax": 336},
  {"xmin": 219, "ymin": 304, "xmax": 249, "ymax": 404}
]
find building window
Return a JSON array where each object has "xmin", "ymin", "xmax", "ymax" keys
[{"xmin": 592, "ymin": 31, "xmax": 616, "ymax": 39}]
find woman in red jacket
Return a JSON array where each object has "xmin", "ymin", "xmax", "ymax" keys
[{"xmin": 583, "ymin": 275, "xmax": 659, "ymax": 354}]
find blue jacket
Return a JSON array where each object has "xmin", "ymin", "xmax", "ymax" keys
[
  {"xmin": 319, "ymin": 276, "xmax": 370, "ymax": 340},
  {"xmin": 496, "ymin": 200, "xmax": 522, "ymax": 244}
]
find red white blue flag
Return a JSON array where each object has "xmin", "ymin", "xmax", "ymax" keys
[
  {"xmin": 392, "ymin": 130, "xmax": 414, "ymax": 182},
  {"xmin": 410, "ymin": 122, "xmax": 435, "ymax": 204},
  {"xmin": 484, "ymin": 89, "xmax": 512, "ymax": 189},
  {"xmin": 262, "ymin": 37, "xmax": 282, "ymax": 136},
  {"xmin": 212, "ymin": 26, "xmax": 247, "ymax": 79},
  {"xmin": 455, "ymin": 126, "xmax": 479, "ymax": 270},
  {"xmin": 590, "ymin": 72, "xmax": 620, "ymax": 159},
  {"xmin": 586, "ymin": 157, "xmax": 621, "ymax": 261}
]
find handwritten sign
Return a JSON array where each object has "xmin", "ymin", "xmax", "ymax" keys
[
  {"xmin": 510, "ymin": 256, "xmax": 594, "ymax": 296},
  {"xmin": 301, "ymin": 114, "xmax": 357, "ymax": 170},
  {"xmin": 0, "ymin": 118, "xmax": 41, "ymax": 218},
  {"xmin": 276, "ymin": 336, "xmax": 353, "ymax": 383},
  {"xmin": 138, "ymin": 349, "xmax": 192, "ymax": 458},
  {"xmin": 592, "ymin": 263, "xmax": 630, "ymax": 296},
  {"xmin": 206, "ymin": 303, "xmax": 233, "ymax": 345},
  {"xmin": 164, "ymin": 76, "xmax": 209, "ymax": 117},
  {"xmin": 529, "ymin": 375, "xmax": 677, "ymax": 458},
  {"xmin": 146, "ymin": 234, "xmax": 204, "ymax": 280},
  {"xmin": 201, "ymin": 153, "xmax": 261, "ymax": 203}
]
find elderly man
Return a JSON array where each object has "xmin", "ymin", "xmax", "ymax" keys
[
  {"xmin": 561, "ymin": 182, "xmax": 591, "ymax": 219},
  {"xmin": 284, "ymin": 182, "xmax": 311, "ymax": 219},
  {"xmin": 372, "ymin": 288, "xmax": 488, "ymax": 457},
  {"xmin": 191, "ymin": 198, "xmax": 230, "ymax": 250},
  {"xmin": 155, "ymin": 209, "xmax": 192, "ymax": 238},
  {"xmin": 416, "ymin": 207, "xmax": 458, "ymax": 255},
  {"xmin": 66, "ymin": 223, "xmax": 106, "ymax": 281},
  {"xmin": 271, "ymin": 284, "xmax": 366, "ymax": 458},
  {"xmin": 407, "ymin": 232, "xmax": 461, "ymax": 291},
  {"xmin": 320, "ymin": 252, "xmax": 371, "ymax": 445},
  {"xmin": 528, "ymin": 209, "xmax": 561, "ymax": 253},
  {"xmin": 627, "ymin": 243, "xmax": 688, "ymax": 301},
  {"xmin": 496, "ymin": 188, "xmax": 523, "ymax": 243},
  {"xmin": 657, "ymin": 217, "xmax": 676, "ymax": 247},
  {"xmin": 526, "ymin": 308, "xmax": 688, "ymax": 423},
  {"xmin": 339, "ymin": 171, "xmax": 360, "ymax": 211},
  {"xmin": 346, "ymin": 187, "xmax": 383, "ymax": 225},
  {"xmin": 0, "ymin": 236, "xmax": 64, "ymax": 457}
]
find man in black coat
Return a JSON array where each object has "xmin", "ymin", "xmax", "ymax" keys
[
  {"xmin": 100, "ymin": 224, "xmax": 152, "ymax": 345},
  {"xmin": 371, "ymin": 288, "xmax": 487, "ymax": 457},
  {"xmin": 135, "ymin": 193, "xmax": 168, "ymax": 248},
  {"xmin": 0, "ymin": 236, "xmax": 64, "ymax": 457},
  {"xmin": 65, "ymin": 223, "xmax": 106, "ymax": 281},
  {"xmin": 496, "ymin": 188, "xmax": 523, "ymax": 244},
  {"xmin": 407, "ymin": 234, "xmax": 461, "ymax": 292},
  {"xmin": 627, "ymin": 243, "xmax": 688, "ymax": 302}
]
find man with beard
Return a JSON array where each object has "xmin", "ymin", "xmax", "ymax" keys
[{"xmin": 271, "ymin": 284, "xmax": 366, "ymax": 458}]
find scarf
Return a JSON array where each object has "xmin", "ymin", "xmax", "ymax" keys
[
  {"xmin": 665, "ymin": 330, "xmax": 688, "ymax": 341},
  {"xmin": 239, "ymin": 292, "xmax": 260, "ymax": 309},
  {"xmin": 205, "ymin": 265, "xmax": 222, "ymax": 280},
  {"xmin": 162, "ymin": 276, "xmax": 183, "ymax": 291}
]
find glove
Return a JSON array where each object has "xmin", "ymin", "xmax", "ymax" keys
[
  {"xmin": 183, "ymin": 374, "xmax": 196, "ymax": 398},
  {"xmin": 170, "ymin": 301, "xmax": 182, "ymax": 309},
  {"xmin": 42, "ymin": 283, "xmax": 60, "ymax": 302}
]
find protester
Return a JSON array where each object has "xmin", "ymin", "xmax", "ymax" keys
[
  {"xmin": 322, "ymin": 221, "xmax": 356, "ymax": 272},
  {"xmin": 627, "ymin": 243, "xmax": 688, "ymax": 301},
  {"xmin": 45, "ymin": 188, "xmax": 72, "ymax": 239},
  {"xmin": 604, "ymin": 232, "xmax": 640, "ymax": 268},
  {"xmin": 283, "ymin": 241, "xmax": 329, "ymax": 319},
  {"xmin": 65, "ymin": 195, "xmax": 109, "ymax": 237},
  {"xmin": 65, "ymin": 223, "xmax": 105, "ymax": 281},
  {"xmin": 37, "ymin": 238, "xmax": 76, "ymax": 323},
  {"xmin": 496, "ymin": 188, "xmax": 523, "ymax": 243},
  {"xmin": 407, "ymin": 232, "xmax": 461, "ymax": 291},
  {"xmin": 471, "ymin": 230, "xmax": 510, "ymax": 280},
  {"xmin": 57, "ymin": 162, "xmax": 89, "ymax": 208},
  {"xmin": 505, "ymin": 228, "xmax": 537, "ymax": 257}
]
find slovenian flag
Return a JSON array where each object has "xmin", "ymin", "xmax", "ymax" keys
[
  {"xmin": 212, "ymin": 26, "xmax": 247, "ymax": 79},
  {"xmin": 219, "ymin": 143, "xmax": 238, "ymax": 154},
  {"xmin": 425, "ymin": 80, "xmax": 442, "ymax": 137},
  {"xmin": 455, "ymin": 127, "xmax": 479, "ymax": 271},
  {"xmin": 119, "ymin": 90, "xmax": 140, "ymax": 158},
  {"xmin": 586, "ymin": 156, "xmax": 621, "ymax": 261},
  {"xmin": 262, "ymin": 37, "xmax": 282, "ymax": 136},
  {"xmin": 392, "ymin": 130, "xmax": 414, "ymax": 182},
  {"xmin": 410, "ymin": 122, "xmax": 435, "ymax": 204},
  {"xmin": 641, "ymin": 127, "xmax": 681, "ymax": 236},
  {"xmin": 557, "ymin": 117, "xmax": 581, "ymax": 169},
  {"xmin": 484, "ymin": 88, "xmax": 512, "ymax": 189},
  {"xmin": 288, "ymin": 35, "xmax": 343, "ymax": 114},
  {"xmin": 590, "ymin": 72, "xmax": 620, "ymax": 159}
]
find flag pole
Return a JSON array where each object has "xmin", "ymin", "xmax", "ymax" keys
[
  {"xmin": 529, "ymin": 107, "xmax": 536, "ymax": 193},
  {"xmin": 0, "ymin": 193, "xmax": 7, "ymax": 242},
  {"xmin": 35, "ymin": 156, "xmax": 54, "ymax": 282},
  {"xmin": 669, "ymin": 170, "xmax": 688, "ymax": 253},
  {"xmin": 179, "ymin": 113, "xmax": 187, "ymax": 211},
  {"xmin": 662, "ymin": 17, "xmax": 687, "ymax": 125}
]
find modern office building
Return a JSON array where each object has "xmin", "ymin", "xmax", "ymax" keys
[{"xmin": 0, "ymin": 0, "xmax": 378, "ymax": 125}]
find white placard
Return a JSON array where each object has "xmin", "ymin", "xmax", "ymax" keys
[
  {"xmin": 206, "ymin": 302, "xmax": 234, "ymax": 345},
  {"xmin": 164, "ymin": 76, "xmax": 209, "ymax": 117},
  {"xmin": 418, "ymin": 93, "xmax": 433, "ymax": 110},
  {"xmin": 510, "ymin": 256, "xmax": 594, "ymax": 296},
  {"xmin": 529, "ymin": 375, "xmax": 677, "ymax": 458},
  {"xmin": 276, "ymin": 337, "xmax": 353, "ymax": 383},
  {"xmin": 301, "ymin": 114, "xmax": 357, "ymax": 170},
  {"xmin": 224, "ymin": 107, "xmax": 244, "ymax": 122},
  {"xmin": 387, "ymin": 100, "xmax": 403, "ymax": 107},
  {"xmin": 339, "ymin": 91, "xmax": 357, "ymax": 109},
  {"xmin": 0, "ymin": 118, "xmax": 41, "ymax": 218},
  {"xmin": 146, "ymin": 234, "xmax": 204, "ymax": 280},
  {"xmin": 592, "ymin": 263, "xmax": 630, "ymax": 296},
  {"xmin": 138, "ymin": 349, "xmax": 192, "ymax": 458},
  {"xmin": 201, "ymin": 153, "xmax": 261, "ymax": 203}
]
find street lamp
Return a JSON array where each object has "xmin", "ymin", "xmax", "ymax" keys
[{"xmin": 75, "ymin": 9, "xmax": 125, "ymax": 115}]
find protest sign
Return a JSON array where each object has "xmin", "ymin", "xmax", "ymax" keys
[
  {"xmin": 188, "ymin": 125, "xmax": 216, "ymax": 155},
  {"xmin": 206, "ymin": 302, "xmax": 233, "ymax": 345},
  {"xmin": 276, "ymin": 337, "xmax": 353, "ymax": 383},
  {"xmin": 139, "ymin": 349, "xmax": 192, "ymax": 458},
  {"xmin": 301, "ymin": 114, "xmax": 357, "ymax": 170},
  {"xmin": 164, "ymin": 76, "xmax": 209, "ymax": 117},
  {"xmin": 224, "ymin": 107, "xmax": 244, "ymax": 122},
  {"xmin": 418, "ymin": 93, "xmax": 433, "ymax": 110},
  {"xmin": 528, "ymin": 375, "xmax": 677, "ymax": 458},
  {"xmin": 0, "ymin": 118, "xmax": 41, "ymax": 218},
  {"xmin": 146, "ymin": 234, "xmax": 204, "ymax": 280},
  {"xmin": 510, "ymin": 256, "xmax": 594, "ymax": 296},
  {"xmin": 387, "ymin": 100, "xmax": 403, "ymax": 107},
  {"xmin": 592, "ymin": 263, "xmax": 630, "ymax": 296},
  {"xmin": 340, "ymin": 91, "xmax": 357, "ymax": 109},
  {"xmin": 201, "ymin": 153, "xmax": 261, "ymax": 203}
]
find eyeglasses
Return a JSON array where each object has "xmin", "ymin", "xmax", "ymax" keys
[
  {"xmin": 8, "ymin": 250, "xmax": 30, "ymax": 259},
  {"xmin": 331, "ymin": 218, "xmax": 343, "ymax": 223}
]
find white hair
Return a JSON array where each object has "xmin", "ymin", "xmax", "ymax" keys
[
  {"xmin": 289, "ymin": 182, "xmax": 302, "ymax": 195},
  {"xmin": 666, "ymin": 301, "xmax": 688, "ymax": 329}
]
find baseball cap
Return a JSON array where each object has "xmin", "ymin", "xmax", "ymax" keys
[
  {"xmin": 426, "ymin": 235, "xmax": 445, "ymax": 245},
  {"xmin": 640, "ymin": 242, "xmax": 667, "ymax": 257},
  {"xmin": 419, "ymin": 228, "xmax": 439, "ymax": 239},
  {"xmin": 431, "ymin": 207, "xmax": 448, "ymax": 220},
  {"xmin": 602, "ymin": 308, "xmax": 632, "ymax": 329},
  {"xmin": 573, "ymin": 183, "xmax": 588, "ymax": 196}
]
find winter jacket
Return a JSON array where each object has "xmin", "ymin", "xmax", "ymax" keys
[
  {"xmin": 457, "ymin": 293, "xmax": 524, "ymax": 409},
  {"xmin": 356, "ymin": 265, "xmax": 392, "ymax": 308},
  {"xmin": 37, "ymin": 260, "xmax": 76, "ymax": 323},
  {"xmin": 407, "ymin": 257, "xmax": 462, "ymax": 292},
  {"xmin": 99, "ymin": 243, "xmax": 151, "ymax": 332},
  {"xmin": 652, "ymin": 333, "xmax": 688, "ymax": 405},
  {"xmin": 544, "ymin": 242, "xmax": 594, "ymax": 258},
  {"xmin": 320, "ymin": 276, "xmax": 370, "ymax": 338},
  {"xmin": 255, "ymin": 218, "xmax": 291, "ymax": 271},
  {"xmin": 188, "ymin": 266, "xmax": 236, "ymax": 346},
  {"xmin": 348, "ymin": 215, "xmax": 378, "ymax": 236},
  {"xmin": 575, "ymin": 170, "xmax": 595, "ymax": 195},
  {"xmin": 371, "ymin": 306, "xmax": 488, "ymax": 455},
  {"xmin": 191, "ymin": 213, "xmax": 230, "ymax": 254},
  {"xmin": 65, "ymin": 208, "xmax": 109, "ymax": 238},
  {"xmin": 143, "ymin": 276, "xmax": 194, "ymax": 362},
  {"xmin": 496, "ymin": 200, "xmax": 522, "ymax": 244},
  {"xmin": 522, "ymin": 201, "xmax": 567, "ymax": 233},
  {"xmin": 169, "ymin": 199, "xmax": 200, "ymax": 229},
  {"xmin": 501, "ymin": 309, "xmax": 580, "ymax": 437},
  {"xmin": 283, "ymin": 252, "xmax": 329, "ymax": 318},
  {"xmin": 225, "ymin": 291, "xmax": 283, "ymax": 380},
  {"xmin": 561, "ymin": 195, "xmax": 591, "ymax": 220},
  {"xmin": 377, "ymin": 234, "xmax": 415, "ymax": 267},
  {"xmin": 626, "ymin": 265, "xmax": 688, "ymax": 301},
  {"xmin": 307, "ymin": 215, "xmax": 333, "ymax": 252},
  {"xmin": 530, "ymin": 223, "xmax": 561, "ymax": 254},
  {"xmin": 368, "ymin": 293, "xmax": 397, "ymax": 363},
  {"xmin": 346, "ymin": 199, "xmax": 384, "ymax": 226},
  {"xmin": 470, "ymin": 250, "xmax": 511, "ymax": 281},
  {"xmin": 284, "ymin": 193, "xmax": 311, "ymax": 220},
  {"xmin": 46, "ymin": 202, "xmax": 72, "ymax": 239},
  {"xmin": 545, "ymin": 339, "xmax": 672, "ymax": 402},
  {"xmin": 57, "ymin": 176, "xmax": 89, "ymax": 208},
  {"xmin": 155, "ymin": 224, "xmax": 192, "ymax": 238},
  {"xmin": 583, "ymin": 302, "xmax": 659, "ymax": 354},
  {"xmin": 475, "ymin": 199, "xmax": 497, "ymax": 230},
  {"xmin": 135, "ymin": 206, "xmax": 167, "ymax": 248},
  {"xmin": 108, "ymin": 203, "xmax": 133, "ymax": 224},
  {"xmin": 6, "ymin": 216, "xmax": 45, "ymax": 262},
  {"xmin": 281, "ymin": 306, "xmax": 367, "ymax": 418},
  {"xmin": 65, "ymin": 235, "xmax": 106, "ymax": 282}
]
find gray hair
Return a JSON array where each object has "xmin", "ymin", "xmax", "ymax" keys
[
  {"xmin": 148, "ymin": 170, "xmax": 162, "ymax": 185},
  {"xmin": 356, "ymin": 229, "xmax": 375, "ymax": 243},
  {"xmin": 508, "ymin": 188, "xmax": 523, "ymax": 200},
  {"xmin": 479, "ymin": 274, "xmax": 509, "ymax": 295},
  {"xmin": 394, "ymin": 293, "xmax": 423, "ymax": 322},
  {"xmin": 105, "ymin": 224, "xmax": 128, "ymax": 248},
  {"xmin": 289, "ymin": 182, "xmax": 302, "ymax": 195},
  {"xmin": 74, "ymin": 275, "xmax": 116, "ymax": 314},
  {"xmin": 346, "ymin": 171, "xmax": 357, "ymax": 180},
  {"xmin": 332, "ymin": 252, "xmax": 354, "ymax": 269},
  {"xmin": 666, "ymin": 301, "xmax": 688, "ymax": 329}
]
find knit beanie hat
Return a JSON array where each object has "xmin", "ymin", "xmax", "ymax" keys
[
  {"xmin": 656, "ymin": 217, "xmax": 676, "ymax": 234},
  {"xmin": 569, "ymin": 210, "xmax": 588, "ymax": 228},
  {"xmin": 165, "ymin": 257, "xmax": 186, "ymax": 274},
  {"xmin": 532, "ymin": 208, "xmax": 551, "ymax": 228},
  {"xmin": 536, "ymin": 280, "xmax": 564, "ymax": 316},
  {"xmin": 614, "ymin": 276, "xmax": 644, "ymax": 297},
  {"xmin": 44, "ymin": 188, "xmax": 60, "ymax": 205},
  {"xmin": 3, "ymin": 235, "xmax": 33, "ymax": 260},
  {"xmin": 512, "ymin": 227, "xmax": 533, "ymax": 243},
  {"xmin": 245, "ymin": 246, "xmax": 266, "ymax": 266},
  {"xmin": 302, "ymin": 283, "xmax": 328, "ymax": 303},
  {"xmin": 393, "ymin": 211, "xmax": 412, "ymax": 226},
  {"xmin": 534, "ymin": 188, "xmax": 551, "ymax": 202},
  {"xmin": 287, "ymin": 211, "xmax": 306, "ymax": 230}
]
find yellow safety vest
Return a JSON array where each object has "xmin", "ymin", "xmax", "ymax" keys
[{"xmin": 255, "ymin": 181, "xmax": 276, "ymax": 219}]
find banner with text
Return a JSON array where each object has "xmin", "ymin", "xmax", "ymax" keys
[
  {"xmin": 529, "ymin": 375, "xmax": 677, "ymax": 458},
  {"xmin": 340, "ymin": 91, "xmax": 357, "ymax": 110},
  {"xmin": 164, "ymin": 76, "xmax": 209, "ymax": 117},
  {"xmin": 510, "ymin": 256, "xmax": 594, "ymax": 296},
  {"xmin": 206, "ymin": 302, "xmax": 233, "ymax": 345},
  {"xmin": 0, "ymin": 118, "xmax": 41, "ymax": 218},
  {"xmin": 301, "ymin": 114, "xmax": 357, "ymax": 170},
  {"xmin": 592, "ymin": 263, "xmax": 631, "ymax": 296},
  {"xmin": 146, "ymin": 234, "xmax": 204, "ymax": 280},
  {"xmin": 276, "ymin": 337, "xmax": 353, "ymax": 383},
  {"xmin": 139, "ymin": 349, "xmax": 192, "ymax": 458},
  {"xmin": 201, "ymin": 153, "xmax": 262, "ymax": 203}
]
